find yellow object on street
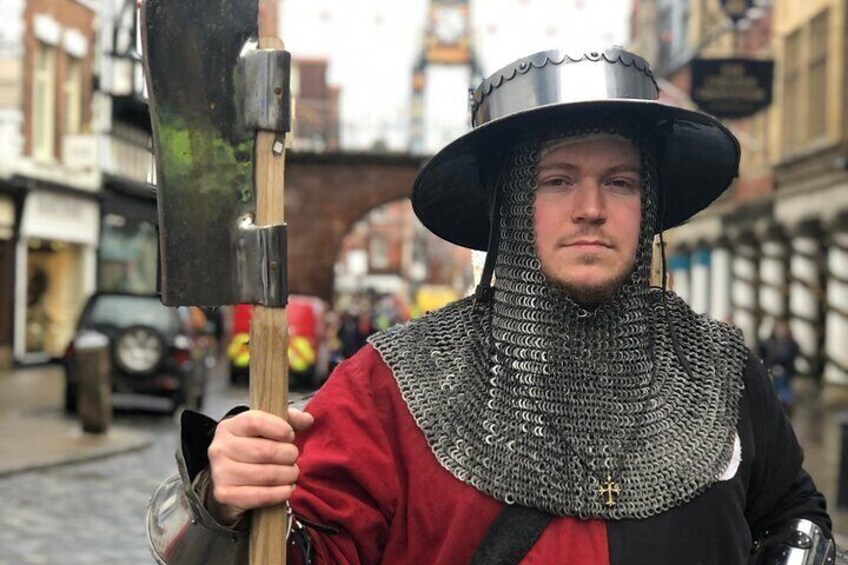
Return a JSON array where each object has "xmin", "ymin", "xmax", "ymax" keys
[
  {"xmin": 227, "ymin": 332, "xmax": 250, "ymax": 368},
  {"xmin": 288, "ymin": 335, "xmax": 315, "ymax": 373},
  {"xmin": 415, "ymin": 285, "xmax": 459, "ymax": 315}
]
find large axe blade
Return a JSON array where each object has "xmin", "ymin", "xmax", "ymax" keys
[
  {"xmin": 142, "ymin": 1, "xmax": 292, "ymax": 563},
  {"xmin": 142, "ymin": 0, "xmax": 289, "ymax": 308}
]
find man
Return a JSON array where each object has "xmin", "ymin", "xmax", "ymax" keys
[
  {"xmin": 148, "ymin": 48, "xmax": 836, "ymax": 564},
  {"xmin": 759, "ymin": 319, "xmax": 801, "ymax": 413}
]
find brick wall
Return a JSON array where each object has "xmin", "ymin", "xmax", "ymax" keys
[{"xmin": 285, "ymin": 152, "xmax": 425, "ymax": 300}]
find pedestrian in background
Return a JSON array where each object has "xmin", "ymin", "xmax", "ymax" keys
[{"xmin": 759, "ymin": 319, "xmax": 801, "ymax": 413}]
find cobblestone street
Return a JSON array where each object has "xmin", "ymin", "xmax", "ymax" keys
[
  {"xmin": 0, "ymin": 412, "xmax": 177, "ymax": 564},
  {"xmin": 0, "ymin": 364, "xmax": 313, "ymax": 565}
]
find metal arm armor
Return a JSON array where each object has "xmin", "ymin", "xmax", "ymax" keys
[
  {"xmin": 146, "ymin": 470, "xmax": 249, "ymax": 565},
  {"xmin": 750, "ymin": 518, "xmax": 837, "ymax": 565},
  {"xmin": 145, "ymin": 408, "xmax": 317, "ymax": 565}
]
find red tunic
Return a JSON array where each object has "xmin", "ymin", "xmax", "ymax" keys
[
  {"xmin": 288, "ymin": 343, "xmax": 829, "ymax": 564},
  {"xmin": 291, "ymin": 345, "xmax": 608, "ymax": 564}
]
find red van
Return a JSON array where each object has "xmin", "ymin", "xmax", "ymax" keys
[{"xmin": 227, "ymin": 295, "xmax": 330, "ymax": 387}]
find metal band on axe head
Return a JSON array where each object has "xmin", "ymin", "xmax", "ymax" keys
[{"xmin": 141, "ymin": 0, "xmax": 291, "ymax": 307}]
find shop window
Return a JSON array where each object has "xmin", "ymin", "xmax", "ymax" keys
[
  {"xmin": 25, "ymin": 248, "xmax": 51, "ymax": 354},
  {"xmin": 808, "ymin": 10, "xmax": 828, "ymax": 140},
  {"xmin": 782, "ymin": 30, "xmax": 801, "ymax": 154},
  {"xmin": 24, "ymin": 240, "xmax": 81, "ymax": 358},
  {"xmin": 63, "ymin": 54, "xmax": 83, "ymax": 135},
  {"xmin": 33, "ymin": 41, "xmax": 57, "ymax": 161},
  {"xmin": 369, "ymin": 233, "xmax": 389, "ymax": 270},
  {"xmin": 98, "ymin": 215, "xmax": 159, "ymax": 294}
]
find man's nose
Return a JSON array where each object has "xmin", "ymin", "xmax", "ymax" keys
[{"xmin": 571, "ymin": 180, "xmax": 606, "ymax": 223}]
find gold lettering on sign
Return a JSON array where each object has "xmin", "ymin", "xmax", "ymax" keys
[{"xmin": 693, "ymin": 65, "xmax": 766, "ymax": 104}]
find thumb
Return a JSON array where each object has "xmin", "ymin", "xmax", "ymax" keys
[{"xmin": 288, "ymin": 407, "xmax": 315, "ymax": 432}]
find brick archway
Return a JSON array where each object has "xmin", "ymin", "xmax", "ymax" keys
[{"xmin": 285, "ymin": 151, "xmax": 428, "ymax": 302}]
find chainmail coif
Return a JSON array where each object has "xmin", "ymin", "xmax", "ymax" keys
[{"xmin": 369, "ymin": 121, "xmax": 748, "ymax": 519}]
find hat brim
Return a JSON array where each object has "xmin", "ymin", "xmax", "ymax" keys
[{"xmin": 412, "ymin": 99, "xmax": 740, "ymax": 251}]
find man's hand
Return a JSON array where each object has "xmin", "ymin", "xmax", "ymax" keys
[{"xmin": 206, "ymin": 408, "xmax": 315, "ymax": 526}]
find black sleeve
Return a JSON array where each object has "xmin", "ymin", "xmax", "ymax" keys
[
  {"xmin": 178, "ymin": 406, "xmax": 249, "ymax": 481},
  {"xmin": 743, "ymin": 353, "xmax": 832, "ymax": 537}
]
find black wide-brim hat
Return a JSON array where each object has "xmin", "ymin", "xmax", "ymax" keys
[{"xmin": 411, "ymin": 48, "xmax": 741, "ymax": 251}]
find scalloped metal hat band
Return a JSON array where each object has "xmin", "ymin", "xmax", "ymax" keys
[{"xmin": 471, "ymin": 48, "xmax": 660, "ymax": 127}]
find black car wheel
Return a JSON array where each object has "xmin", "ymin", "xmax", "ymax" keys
[{"xmin": 113, "ymin": 325, "xmax": 165, "ymax": 375}]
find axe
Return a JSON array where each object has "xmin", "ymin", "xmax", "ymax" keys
[{"xmin": 141, "ymin": 0, "xmax": 292, "ymax": 562}]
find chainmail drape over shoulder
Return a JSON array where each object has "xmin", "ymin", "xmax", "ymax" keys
[{"xmin": 369, "ymin": 124, "xmax": 748, "ymax": 519}]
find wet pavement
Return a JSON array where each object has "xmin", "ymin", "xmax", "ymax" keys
[
  {"xmin": 0, "ymin": 412, "xmax": 177, "ymax": 564},
  {"xmin": 0, "ymin": 363, "xmax": 176, "ymax": 564},
  {"xmin": 786, "ymin": 376, "xmax": 848, "ymax": 544},
  {"xmin": 0, "ymin": 360, "xmax": 313, "ymax": 564},
  {"xmin": 0, "ymin": 365, "xmax": 153, "ymax": 477}
]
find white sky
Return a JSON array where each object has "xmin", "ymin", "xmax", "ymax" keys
[{"xmin": 280, "ymin": 0, "xmax": 632, "ymax": 150}]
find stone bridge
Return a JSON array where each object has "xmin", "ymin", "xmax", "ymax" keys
[{"xmin": 285, "ymin": 151, "xmax": 427, "ymax": 302}]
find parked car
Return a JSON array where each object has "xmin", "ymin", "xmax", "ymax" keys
[
  {"xmin": 63, "ymin": 292, "xmax": 210, "ymax": 414},
  {"xmin": 226, "ymin": 295, "xmax": 331, "ymax": 388}
]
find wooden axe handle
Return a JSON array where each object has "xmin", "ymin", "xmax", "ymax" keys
[{"xmin": 249, "ymin": 35, "xmax": 289, "ymax": 565}]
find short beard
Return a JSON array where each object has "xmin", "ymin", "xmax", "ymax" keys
[{"xmin": 544, "ymin": 268, "xmax": 633, "ymax": 309}]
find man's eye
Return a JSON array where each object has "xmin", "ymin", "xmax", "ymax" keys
[
  {"xmin": 607, "ymin": 178, "xmax": 640, "ymax": 191},
  {"xmin": 538, "ymin": 177, "xmax": 572, "ymax": 191}
]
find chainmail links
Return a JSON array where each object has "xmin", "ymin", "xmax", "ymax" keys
[{"xmin": 369, "ymin": 121, "xmax": 747, "ymax": 519}]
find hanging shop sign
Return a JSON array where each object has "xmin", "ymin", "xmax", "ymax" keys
[
  {"xmin": 720, "ymin": 0, "xmax": 754, "ymax": 23},
  {"xmin": 690, "ymin": 58, "xmax": 774, "ymax": 120}
]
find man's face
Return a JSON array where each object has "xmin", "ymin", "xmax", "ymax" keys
[{"xmin": 534, "ymin": 135, "xmax": 642, "ymax": 305}]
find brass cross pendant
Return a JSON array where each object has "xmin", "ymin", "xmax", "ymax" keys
[{"xmin": 597, "ymin": 475, "xmax": 621, "ymax": 507}]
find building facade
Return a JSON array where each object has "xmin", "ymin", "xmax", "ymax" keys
[
  {"xmin": 94, "ymin": 0, "xmax": 157, "ymax": 296},
  {"xmin": 0, "ymin": 0, "xmax": 160, "ymax": 365},
  {"xmin": 290, "ymin": 58, "xmax": 341, "ymax": 152},
  {"xmin": 334, "ymin": 199, "xmax": 472, "ymax": 312},
  {"xmin": 0, "ymin": 0, "xmax": 99, "ymax": 364},
  {"xmin": 631, "ymin": 0, "xmax": 848, "ymax": 385}
]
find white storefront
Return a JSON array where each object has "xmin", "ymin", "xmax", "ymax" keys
[
  {"xmin": 667, "ymin": 179, "xmax": 848, "ymax": 384},
  {"xmin": 14, "ymin": 189, "xmax": 99, "ymax": 362}
]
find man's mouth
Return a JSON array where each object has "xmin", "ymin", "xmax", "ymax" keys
[{"xmin": 564, "ymin": 239, "xmax": 612, "ymax": 249}]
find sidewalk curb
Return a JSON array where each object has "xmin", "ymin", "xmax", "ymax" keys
[{"xmin": 0, "ymin": 415, "xmax": 155, "ymax": 477}]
